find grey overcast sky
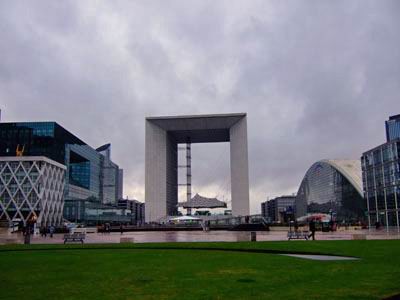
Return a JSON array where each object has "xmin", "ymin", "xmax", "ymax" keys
[{"xmin": 1, "ymin": 1, "xmax": 400, "ymax": 213}]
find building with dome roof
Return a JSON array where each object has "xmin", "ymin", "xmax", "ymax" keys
[{"xmin": 296, "ymin": 159, "xmax": 365, "ymax": 222}]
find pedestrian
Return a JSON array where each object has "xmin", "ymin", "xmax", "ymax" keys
[
  {"xmin": 120, "ymin": 223, "xmax": 124, "ymax": 235},
  {"xmin": 294, "ymin": 221, "xmax": 299, "ymax": 232},
  {"xmin": 329, "ymin": 219, "xmax": 334, "ymax": 232},
  {"xmin": 23, "ymin": 225, "xmax": 31, "ymax": 244},
  {"xmin": 40, "ymin": 225, "xmax": 47, "ymax": 237},
  {"xmin": 40, "ymin": 226, "xmax": 44, "ymax": 237},
  {"xmin": 308, "ymin": 219, "xmax": 316, "ymax": 240},
  {"xmin": 49, "ymin": 225, "xmax": 55, "ymax": 238}
]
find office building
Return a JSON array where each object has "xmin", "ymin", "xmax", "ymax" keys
[
  {"xmin": 386, "ymin": 114, "xmax": 400, "ymax": 142},
  {"xmin": 118, "ymin": 198, "xmax": 145, "ymax": 225},
  {"xmin": 63, "ymin": 198, "xmax": 132, "ymax": 225},
  {"xmin": 0, "ymin": 156, "xmax": 66, "ymax": 227},
  {"xmin": 362, "ymin": 115, "xmax": 400, "ymax": 229},
  {"xmin": 0, "ymin": 122, "xmax": 123, "ymax": 205},
  {"xmin": 0, "ymin": 122, "xmax": 123, "ymax": 225},
  {"xmin": 261, "ymin": 195, "xmax": 296, "ymax": 223},
  {"xmin": 296, "ymin": 160, "xmax": 365, "ymax": 221}
]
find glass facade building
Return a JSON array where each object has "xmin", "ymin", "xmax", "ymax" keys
[
  {"xmin": 64, "ymin": 199, "xmax": 132, "ymax": 225},
  {"xmin": 386, "ymin": 114, "xmax": 400, "ymax": 142},
  {"xmin": 296, "ymin": 160, "xmax": 365, "ymax": 222},
  {"xmin": 0, "ymin": 122, "xmax": 85, "ymax": 164},
  {"xmin": 361, "ymin": 140, "xmax": 400, "ymax": 229},
  {"xmin": 261, "ymin": 196, "xmax": 296, "ymax": 223},
  {"xmin": 118, "ymin": 199, "xmax": 145, "ymax": 225},
  {"xmin": 0, "ymin": 122, "xmax": 123, "ymax": 214}
]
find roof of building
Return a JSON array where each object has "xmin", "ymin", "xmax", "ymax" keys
[
  {"xmin": 96, "ymin": 143, "xmax": 111, "ymax": 152},
  {"xmin": 389, "ymin": 114, "xmax": 400, "ymax": 120},
  {"xmin": 146, "ymin": 113, "xmax": 246, "ymax": 143},
  {"xmin": 301, "ymin": 159, "xmax": 363, "ymax": 197},
  {"xmin": 178, "ymin": 193, "xmax": 227, "ymax": 209},
  {"xmin": 0, "ymin": 156, "xmax": 67, "ymax": 169}
]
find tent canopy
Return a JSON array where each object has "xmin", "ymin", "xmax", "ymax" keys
[
  {"xmin": 297, "ymin": 213, "xmax": 331, "ymax": 222},
  {"xmin": 169, "ymin": 216, "xmax": 201, "ymax": 221},
  {"xmin": 178, "ymin": 193, "xmax": 227, "ymax": 209}
]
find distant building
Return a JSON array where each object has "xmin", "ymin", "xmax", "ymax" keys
[
  {"xmin": 362, "ymin": 115, "xmax": 400, "ymax": 229},
  {"xmin": 0, "ymin": 122, "xmax": 123, "ymax": 206},
  {"xmin": 117, "ymin": 169, "xmax": 123, "ymax": 200},
  {"xmin": 0, "ymin": 156, "xmax": 66, "ymax": 227},
  {"xmin": 385, "ymin": 114, "xmax": 400, "ymax": 142},
  {"xmin": 118, "ymin": 199, "xmax": 145, "ymax": 225},
  {"xmin": 296, "ymin": 160, "xmax": 365, "ymax": 221},
  {"xmin": 64, "ymin": 198, "xmax": 132, "ymax": 225},
  {"xmin": 261, "ymin": 196, "xmax": 296, "ymax": 223}
]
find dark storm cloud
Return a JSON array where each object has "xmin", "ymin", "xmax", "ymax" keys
[{"xmin": 1, "ymin": 1, "xmax": 400, "ymax": 212}]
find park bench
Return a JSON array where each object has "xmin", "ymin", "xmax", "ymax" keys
[
  {"xmin": 287, "ymin": 230, "xmax": 309, "ymax": 240},
  {"xmin": 63, "ymin": 233, "xmax": 86, "ymax": 244}
]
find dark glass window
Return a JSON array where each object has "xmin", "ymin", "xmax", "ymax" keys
[
  {"xmin": 0, "ymin": 122, "xmax": 86, "ymax": 164},
  {"xmin": 367, "ymin": 192, "xmax": 376, "ymax": 212},
  {"xmin": 377, "ymin": 189, "xmax": 385, "ymax": 210},
  {"xmin": 385, "ymin": 187, "xmax": 396, "ymax": 209},
  {"xmin": 373, "ymin": 150, "xmax": 382, "ymax": 165}
]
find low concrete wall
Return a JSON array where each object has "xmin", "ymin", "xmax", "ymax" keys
[{"xmin": 120, "ymin": 237, "xmax": 135, "ymax": 243}]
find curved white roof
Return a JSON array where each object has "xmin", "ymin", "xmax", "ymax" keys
[{"xmin": 318, "ymin": 159, "xmax": 363, "ymax": 196}]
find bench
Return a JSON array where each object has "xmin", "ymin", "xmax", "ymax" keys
[
  {"xmin": 64, "ymin": 233, "xmax": 86, "ymax": 244},
  {"xmin": 288, "ymin": 231, "xmax": 309, "ymax": 240}
]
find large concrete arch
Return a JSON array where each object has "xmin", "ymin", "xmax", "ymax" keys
[{"xmin": 145, "ymin": 113, "xmax": 250, "ymax": 222}]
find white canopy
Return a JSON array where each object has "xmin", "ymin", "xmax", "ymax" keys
[{"xmin": 169, "ymin": 216, "xmax": 201, "ymax": 221}]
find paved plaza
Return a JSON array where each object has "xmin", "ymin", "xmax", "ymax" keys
[{"xmin": 1, "ymin": 229, "xmax": 400, "ymax": 245}]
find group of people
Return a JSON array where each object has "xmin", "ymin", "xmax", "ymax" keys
[
  {"xmin": 99, "ymin": 223, "xmax": 126, "ymax": 234},
  {"xmin": 39, "ymin": 225, "xmax": 55, "ymax": 238},
  {"xmin": 101, "ymin": 223, "xmax": 112, "ymax": 234}
]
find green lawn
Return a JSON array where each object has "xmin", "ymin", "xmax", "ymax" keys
[{"xmin": 0, "ymin": 240, "xmax": 399, "ymax": 300}]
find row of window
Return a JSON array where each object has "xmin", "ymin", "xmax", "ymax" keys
[
  {"xmin": 366, "ymin": 187, "xmax": 400, "ymax": 211},
  {"xmin": 362, "ymin": 142, "xmax": 400, "ymax": 167}
]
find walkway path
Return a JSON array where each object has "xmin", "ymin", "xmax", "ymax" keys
[{"xmin": 1, "ymin": 229, "xmax": 400, "ymax": 245}]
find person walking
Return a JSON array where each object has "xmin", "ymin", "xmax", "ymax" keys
[
  {"xmin": 40, "ymin": 225, "xmax": 47, "ymax": 238},
  {"xmin": 294, "ymin": 221, "xmax": 299, "ymax": 232},
  {"xmin": 308, "ymin": 219, "xmax": 316, "ymax": 240},
  {"xmin": 49, "ymin": 225, "xmax": 55, "ymax": 238},
  {"xmin": 120, "ymin": 223, "xmax": 124, "ymax": 235},
  {"xmin": 40, "ymin": 226, "xmax": 45, "ymax": 237}
]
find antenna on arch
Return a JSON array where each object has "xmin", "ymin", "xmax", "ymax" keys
[{"xmin": 178, "ymin": 137, "xmax": 192, "ymax": 215}]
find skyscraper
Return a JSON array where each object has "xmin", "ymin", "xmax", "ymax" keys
[
  {"xmin": 0, "ymin": 122, "xmax": 123, "ymax": 205},
  {"xmin": 362, "ymin": 115, "xmax": 400, "ymax": 230},
  {"xmin": 385, "ymin": 114, "xmax": 400, "ymax": 142}
]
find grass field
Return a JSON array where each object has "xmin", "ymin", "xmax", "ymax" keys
[{"xmin": 0, "ymin": 240, "xmax": 399, "ymax": 300}]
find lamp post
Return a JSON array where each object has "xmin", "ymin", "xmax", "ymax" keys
[{"xmin": 328, "ymin": 209, "xmax": 336, "ymax": 232}]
